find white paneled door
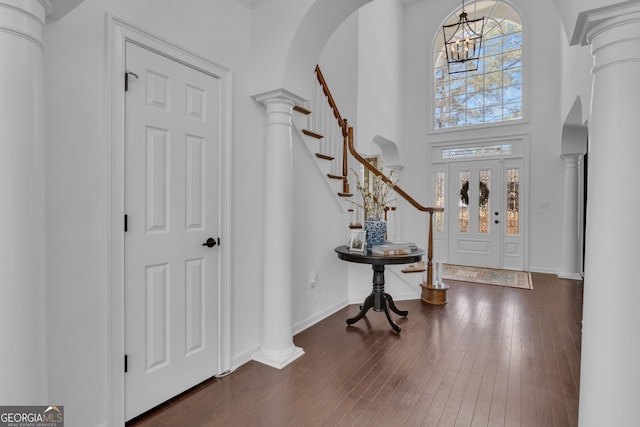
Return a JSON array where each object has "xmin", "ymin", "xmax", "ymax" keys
[
  {"xmin": 448, "ymin": 160, "xmax": 502, "ymax": 268},
  {"xmin": 124, "ymin": 42, "xmax": 221, "ymax": 421}
]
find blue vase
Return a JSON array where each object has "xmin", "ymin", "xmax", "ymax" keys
[{"xmin": 364, "ymin": 217, "xmax": 386, "ymax": 249}]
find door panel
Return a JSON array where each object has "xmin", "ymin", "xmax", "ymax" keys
[
  {"xmin": 448, "ymin": 160, "xmax": 502, "ymax": 268},
  {"xmin": 124, "ymin": 42, "xmax": 221, "ymax": 421}
]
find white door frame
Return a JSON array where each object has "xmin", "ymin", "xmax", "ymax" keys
[
  {"xmin": 106, "ymin": 15, "xmax": 232, "ymax": 426},
  {"xmin": 430, "ymin": 133, "xmax": 529, "ymax": 271}
]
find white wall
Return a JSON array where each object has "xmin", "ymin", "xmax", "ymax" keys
[
  {"xmin": 36, "ymin": 0, "xmax": 589, "ymax": 424},
  {"xmin": 289, "ymin": 11, "xmax": 361, "ymax": 330},
  {"xmin": 400, "ymin": 0, "xmax": 437, "ymax": 257},
  {"xmin": 318, "ymin": 11, "xmax": 359, "ymax": 129},
  {"xmin": 43, "ymin": 1, "xmax": 261, "ymax": 425},
  {"xmin": 357, "ymin": 0, "xmax": 404, "ymax": 153},
  {"xmin": 291, "ymin": 128, "xmax": 352, "ymax": 332},
  {"xmin": 559, "ymin": 29, "xmax": 594, "ymax": 125},
  {"xmin": 317, "ymin": 1, "xmax": 422, "ymax": 303},
  {"xmin": 42, "ymin": 1, "xmax": 367, "ymax": 424},
  {"xmin": 401, "ymin": 0, "xmax": 566, "ymax": 274},
  {"xmin": 313, "ymin": 0, "xmax": 569, "ymax": 283}
]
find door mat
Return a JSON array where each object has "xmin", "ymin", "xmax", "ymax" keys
[{"xmin": 443, "ymin": 264, "xmax": 533, "ymax": 290}]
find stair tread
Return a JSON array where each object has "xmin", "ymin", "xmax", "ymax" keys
[
  {"xmin": 302, "ymin": 129, "xmax": 323, "ymax": 139},
  {"xmin": 402, "ymin": 268, "xmax": 425, "ymax": 273},
  {"xmin": 316, "ymin": 153, "xmax": 334, "ymax": 161},
  {"xmin": 338, "ymin": 192, "xmax": 353, "ymax": 198},
  {"xmin": 293, "ymin": 105, "xmax": 312, "ymax": 115},
  {"xmin": 327, "ymin": 174, "xmax": 344, "ymax": 180}
]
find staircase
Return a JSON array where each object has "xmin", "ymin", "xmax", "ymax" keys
[
  {"xmin": 293, "ymin": 65, "xmax": 444, "ymax": 300},
  {"xmin": 293, "ymin": 67, "xmax": 352, "ymax": 199}
]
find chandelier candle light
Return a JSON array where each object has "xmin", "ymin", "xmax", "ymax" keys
[{"xmin": 443, "ymin": 0, "xmax": 485, "ymax": 74}]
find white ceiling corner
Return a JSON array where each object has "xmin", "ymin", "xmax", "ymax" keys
[{"xmin": 43, "ymin": 0, "xmax": 85, "ymax": 22}]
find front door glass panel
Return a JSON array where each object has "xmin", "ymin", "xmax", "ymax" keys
[
  {"xmin": 458, "ymin": 170, "xmax": 470, "ymax": 233},
  {"xmin": 479, "ymin": 169, "xmax": 491, "ymax": 234}
]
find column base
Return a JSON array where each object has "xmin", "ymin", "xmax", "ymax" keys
[
  {"xmin": 252, "ymin": 346, "xmax": 304, "ymax": 370},
  {"xmin": 421, "ymin": 282, "xmax": 450, "ymax": 305}
]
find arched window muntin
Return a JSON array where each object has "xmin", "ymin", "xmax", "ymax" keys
[{"xmin": 433, "ymin": 0, "xmax": 524, "ymax": 130}]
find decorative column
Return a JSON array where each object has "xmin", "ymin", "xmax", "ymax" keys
[
  {"xmin": 574, "ymin": 6, "xmax": 640, "ymax": 426},
  {"xmin": 252, "ymin": 89, "xmax": 305, "ymax": 369},
  {"xmin": 0, "ymin": 0, "xmax": 48, "ymax": 402},
  {"xmin": 558, "ymin": 154, "xmax": 582, "ymax": 280}
]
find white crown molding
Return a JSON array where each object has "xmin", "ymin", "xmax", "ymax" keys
[{"xmin": 236, "ymin": 0, "xmax": 272, "ymax": 10}]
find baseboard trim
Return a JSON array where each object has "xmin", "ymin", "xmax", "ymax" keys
[
  {"xmin": 230, "ymin": 300, "xmax": 349, "ymax": 372},
  {"xmin": 231, "ymin": 344, "xmax": 260, "ymax": 372},
  {"xmin": 557, "ymin": 272, "xmax": 583, "ymax": 280},
  {"xmin": 293, "ymin": 299, "xmax": 349, "ymax": 336}
]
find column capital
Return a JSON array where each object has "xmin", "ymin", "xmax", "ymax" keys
[
  {"xmin": 572, "ymin": 2, "xmax": 640, "ymax": 47},
  {"xmin": 252, "ymin": 88, "xmax": 306, "ymax": 108},
  {"xmin": 561, "ymin": 153, "xmax": 581, "ymax": 166},
  {"xmin": 0, "ymin": 0, "xmax": 47, "ymax": 48}
]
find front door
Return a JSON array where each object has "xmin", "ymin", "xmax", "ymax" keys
[
  {"xmin": 448, "ymin": 160, "xmax": 502, "ymax": 268},
  {"xmin": 124, "ymin": 42, "xmax": 221, "ymax": 420}
]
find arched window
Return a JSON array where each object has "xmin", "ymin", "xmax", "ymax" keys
[{"xmin": 433, "ymin": 1, "xmax": 523, "ymax": 129}]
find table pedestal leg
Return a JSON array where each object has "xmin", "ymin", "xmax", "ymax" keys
[
  {"xmin": 346, "ymin": 264, "xmax": 407, "ymax": 333},
  {"xmin": 346, "ymin": 293, "xmax": 374, "ymax": 326},
  {"xmin": 385, "ymin": 292, "xmax": 408, "ymax": 317}
]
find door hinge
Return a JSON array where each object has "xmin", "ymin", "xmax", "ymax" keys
[
  {"xmin": 124, "ymin": 214, "xmax": 128, "ymax": 232},
  {"xmin": 124, "ymin": 354, "xmax": 128, "ymax": 373},
  {"xmin": 124, "ymin": 71, "xmax": 139, "ymax": 92}
]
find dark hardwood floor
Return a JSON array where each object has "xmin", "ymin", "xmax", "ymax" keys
[{"xmin": 127, "ymin": 273, "xmax": 583, "ymax": 427}]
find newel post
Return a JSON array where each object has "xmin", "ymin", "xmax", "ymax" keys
[
  {"xmin": 421, "ymin": 209, "xmax": 449, "ymax": 305},
  {"xmin": 427, "ymin": 210, "xmax": 435, "ymax": 285}
]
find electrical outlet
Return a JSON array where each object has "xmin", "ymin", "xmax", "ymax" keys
[{"xmin": 309, "ymin": 270, "xmax": 318, "ymax": 288}]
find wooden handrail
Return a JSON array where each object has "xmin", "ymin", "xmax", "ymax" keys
[
  {"xmin": 314, "ymin": 65, "xmax": 444, "ymax": 293},
  {"xmin": 315, "ymin": 65, "xmax": 349, "ymax": 194},
  {"xmin": 347, "ymin": 127, "xmax": 444, "ymax": 287},
  {"xmin": 315, "ymin": 65, "xmax": 348, "ymax": 136},
  {"xmin": 316, "ymin": 65, "xmax": 442, "ymax": 215},
  {"xmin": 346, "ymin": 128, "xmax": 443, "ymax": 215}
]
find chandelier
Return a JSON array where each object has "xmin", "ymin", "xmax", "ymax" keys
[{"xmin": 442, "ymin": 0, "xmax": 485, "ymax": 74}]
